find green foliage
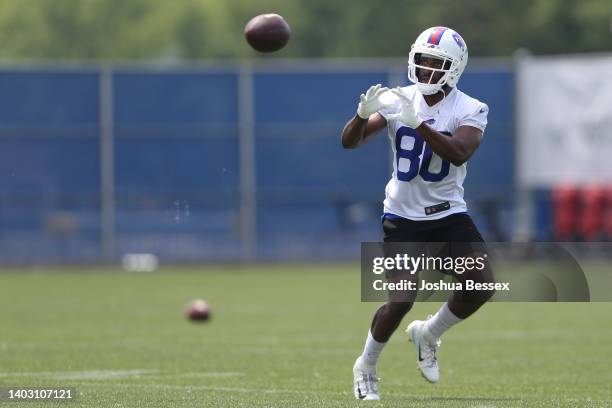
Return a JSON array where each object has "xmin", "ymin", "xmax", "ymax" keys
[{"xmin": 0, "ymin": 0, "xmax": 609, "ymax": 60}]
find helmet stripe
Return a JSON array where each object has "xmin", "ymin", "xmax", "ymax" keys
[{"xmin": 427, "ymin": 27, "xmax": 447, "ymax": 46}]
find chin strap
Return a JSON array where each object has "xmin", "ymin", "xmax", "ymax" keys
[{"xmin": 439, "ymin": 87, "xmax": 448, "ymax": 104}]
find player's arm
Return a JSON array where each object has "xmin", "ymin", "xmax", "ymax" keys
[
  {"xmin": 341, "ymin": 84, "xmax": 389, "ymax": 149},
  {"xmin": 389, "ymin": 87, "xmax": 482, "ymax": 165},
  {"xmin": 415, "ymin": 123, "xmax": 482, "ymax": 166},
  {"xmin": 341, "ymin": 113, "xmax": 387, "ymax": 149}
]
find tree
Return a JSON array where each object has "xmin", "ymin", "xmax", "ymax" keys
[{"xmin": 0, "ymin": 0, "xmax": 609, "ymax": 60}]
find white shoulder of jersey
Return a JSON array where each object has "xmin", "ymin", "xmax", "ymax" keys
[{"xmin": 453, "ymin": 90, "xmax": 489, "ymax": 132}]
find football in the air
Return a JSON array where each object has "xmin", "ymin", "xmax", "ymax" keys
[
  {"xmin": 244, "ymin": 14, "xmax": 291, "ymax": 53},
  {"xmin": 186, "ymin": 299, "xmax": 211, "ymax": 322}
]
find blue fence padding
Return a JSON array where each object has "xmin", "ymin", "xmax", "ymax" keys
[
  {"xmin": 254, "ymin": 72, "xmax": 390, "ymax": 123},
  {"xmin": 0, "ymin": 233, "xmax": 101, "ymax": 263},
  {"xmin": 114, "ymin": 134, "xmax": 239, "ymax": 195},
  {"xmin": 0, "ymin": 138, "xmax": 100, "ymax": 194},
  {"xmin": 253, "ymin": 71, "xmax": 393, "ymax": 253},
  {"xmin": 256, "ymin": 215, "xmax": 379, "ymax": 260},
  {"xmin": 0, "ymin": 65, "xmax": 521, "ymax": 263},
  {"xmin": 111, "ymin": 71, "xmax": 242, "ymax": 257},
  {"xmin": 254, "ymin": 71, "xmax": 391, "ymax": 191},
  {"xmin": 461, "ymin": 71, "xmax": 514, "ymax": 127},
  {"xmin": 464, "ymin": 123, "xmax": 515, "ymax": 194},
  {"xmin": 460, "ymin": 71, "xmax": 514, "ymax": 199},
  {"xmin": 113, "ymin": 72, "xmax": 239, "ymax": 124},
  {"xmin": 255, "ymin": 128, "xmax": 390, "ymax": 190},
  {"xmin": 0, "ymin": 72, "xmax": 99, "ymax": 124},
  {"xmin": 532, "ymin": 189, "xmax": 553, "ymax": 241}
]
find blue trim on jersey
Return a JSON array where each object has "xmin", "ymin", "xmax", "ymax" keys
[
  {"xmin": 382, "ymin": 212, "xmax": 405, "ymax": 221},
  {"xmin": 382, "ymin": 211, "xmax": 468, "ymax": 223}
]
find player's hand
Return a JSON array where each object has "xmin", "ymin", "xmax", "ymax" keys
[
  {"xmin": 356, "ymin": 84, "xmax": 390, "ymax": 119},
  {"xmin": 387, "ymin": 87, "xmax": 422, "ymax": 129}
]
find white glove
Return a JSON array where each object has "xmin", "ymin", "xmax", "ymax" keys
[
  {"xmin": 387, "ymin": 87, "xmax": 422, "ymax": 128},
  {"xmin": 357, "ymin": 84, "xmax": 390, "ymax": 119}
]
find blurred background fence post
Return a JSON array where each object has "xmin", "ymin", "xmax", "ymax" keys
[
  {"xmin": 99, "ymin": 64, "xmax": 115, "ymax": 261},
  {"xmin": 238, "ymin": 62, "xmax": 256, "ymax": 261},
  {"xmin": 513, "ymin": 49, "xmax": 533, "ymax": 242}
]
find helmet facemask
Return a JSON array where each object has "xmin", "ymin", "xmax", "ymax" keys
[{"xmin": 408, "ymin": 51, "xmax": 456, "ymax": 95}]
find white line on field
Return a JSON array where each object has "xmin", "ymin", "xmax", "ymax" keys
[
  {"xmin": 174, "ymin": 372, "xmax": 246, "ymax": 378},
  {"xmin": 0, "ymin": 369, "xmax": 159, "ymax": 380},
  {"xmin": 0, "ymin": 369, "xmax": 247, "ymax": 381},
  {"xmin": 81, "ymin": 382, "xmax": 303, "ymax": 395}
]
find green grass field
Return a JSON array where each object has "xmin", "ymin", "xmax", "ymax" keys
[{"xmin": 1, "ymin": 265, "xmax": 611, "ymax": 407}]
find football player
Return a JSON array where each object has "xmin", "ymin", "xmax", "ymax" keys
[{"xmin": 341, "ymin": 27, "xmax": 496, "ymax": 400}]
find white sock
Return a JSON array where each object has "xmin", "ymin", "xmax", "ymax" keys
[
  {"xmin": 360, "ymin": 330, "xmax": 386, "ymax": 366},
  {"xmin": 424, "ymin": 303, "xmax": 462, "ymax": 340}
]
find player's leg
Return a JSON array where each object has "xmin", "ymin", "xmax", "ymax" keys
[
  {"xmin": 408, "ymin": 260, "xmax": 494, "ymax": 383},
  {"xmin": 354, "ymin": 300, "xmax": 413, "ymax": 400},
  {"xmin": 426, "ymin": 214, "xmax": 494, "ymax": 335},
  {"xmin": 369, "ymin": 301, "xmax": 413, "ymax": 342},
  {"xmin": 406, "ymin": 214, "xmax": 494, "ymax": 383},
  {"xmin": 354, "ymin": 217, "xmax": 427, "ymax": 400},
  {"xmin": 369, "ymin": 217, "xmax": 427, "ymax": 341}
]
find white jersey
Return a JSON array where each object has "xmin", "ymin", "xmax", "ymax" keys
[{"xmin": 379, "ymin": 85, "xmax": 488, "ymax": 221}]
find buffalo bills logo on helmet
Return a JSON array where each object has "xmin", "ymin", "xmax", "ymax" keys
[{"xmin": 452, "ymin": 32, "xmax": 465, "ymax": 51}]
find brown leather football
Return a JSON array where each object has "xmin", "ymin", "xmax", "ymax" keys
[
  {"xmin": 244, "ymin": 14, "xmax": 291, "ymax": 53},
  {"xmin": 186, "ymin": 299, "xmax": 211, "ymax": 321}
]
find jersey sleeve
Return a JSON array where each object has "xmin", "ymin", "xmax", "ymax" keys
[{"xmin": 456, "ymin": 97, "xmax": 489, "ymax": 132}]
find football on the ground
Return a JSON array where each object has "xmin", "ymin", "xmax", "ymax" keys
[
  {"xmin": 186, "ymin": 299, "xmax": 211, "ymax": 321},
  {"xmin": 244, "ymin": 14, "xmax": 291, "ymax": 53}
]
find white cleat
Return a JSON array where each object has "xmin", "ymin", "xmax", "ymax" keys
[
  {"xmin": 353, "ymin": 357, "xmax": 380, "ymax": 400},
  {"xmin": 406, "ymin": 319, "xmax": 441, "ymax": 383}
]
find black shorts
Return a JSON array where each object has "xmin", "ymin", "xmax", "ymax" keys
[
  {"xmin": 382, "ymin": 212, "xmax": 484, "ymax": 243},
  {"xmin": 382, "ymin": 212, "xmax": 487, "ymax": 277},
  {"xmin": 381, "ymin": 213, "xmax": 494, "ymax": 303}
]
